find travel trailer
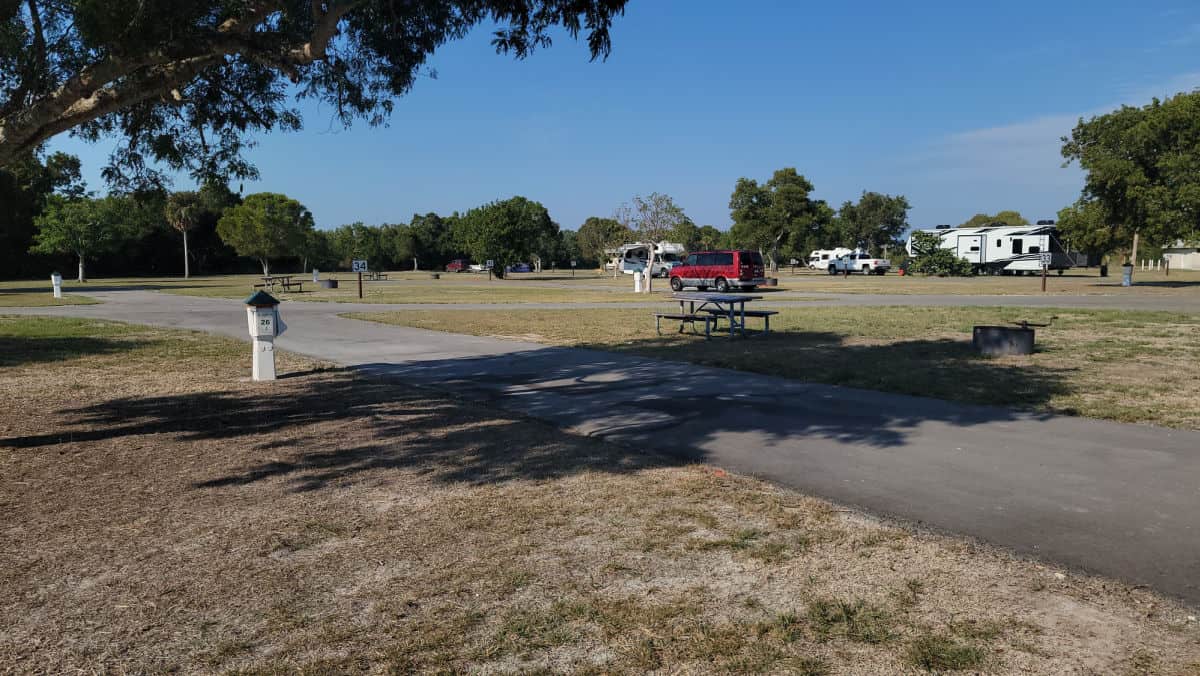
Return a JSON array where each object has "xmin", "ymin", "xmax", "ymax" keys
[
  {"xmin": 610, "ymin": 241, "xmax": 687, "ymax": 277},
  {"xmin": 906, "ymin": 221, "xmax": 1074, "ymax": 274},
  {"xmin": 807, "ymin": 248, "xmax": 854, "ymax": 270}
]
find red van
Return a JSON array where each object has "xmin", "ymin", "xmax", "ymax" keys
[
  {"xmin": 669, "ymin": 250, "xmax": 766, "ymax": 292},
  {"xmin": 445, "ymin": 259, "xmax": 470, "ymax": 273}
]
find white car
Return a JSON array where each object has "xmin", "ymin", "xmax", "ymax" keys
[{"xmin": 829, "ymin": 252, "xmax": 891, "ymax": 275}]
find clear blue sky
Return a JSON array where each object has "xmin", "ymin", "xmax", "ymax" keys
[{"xmin": 51, "ymin": 0, "xmax": 1200, "ymax": 232}]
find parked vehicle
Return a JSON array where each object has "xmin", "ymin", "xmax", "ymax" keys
[
  {"xmin": 906, "ymin": 221, "xmax": 1075, "ymax": 274},
  {"xmin": 612, "ymin": 241, "xmax": 686, "ymax": 277},
  {"xmin": 445, "ymin": 259, "xmax": 470, "ymax": 273},
  {"xmin": 828, "ymin": 250, "xmax": 891, "ymax": 275},
  {"xmin": 669, "ymin": 250, "xmax": 766, "ymax": 292},
  {"xmin": 506, "ymin": 262, "xmax": 532, "ymax": 273},
  {"xmin": 807, "ymin": 248, "xmax": 854, "ymax": 270}
]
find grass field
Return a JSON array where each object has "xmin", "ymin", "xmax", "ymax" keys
[
  {"xmin": 0, "ymin": 282, "xmax": 98, "ymax": 307},
  {"xmin": 348, "ymin": 306, "xmax": 1200, "ymax": 430},
  {"xmin": 2, "ymin": 267, "xmax": 1197, "ymax": 307},
  {"xmin": 2, "ymin": 315, "xmax": 1197, "ymax": 673}
]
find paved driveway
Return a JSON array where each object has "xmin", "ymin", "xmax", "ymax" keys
[{"xmin": 8, "ymin": 290, "xmax": 1200, "ymax": 603}]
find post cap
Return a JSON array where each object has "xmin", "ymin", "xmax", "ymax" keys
[{"xmin": 244, "ymin": 290, "xmax": 280, "ymax": 307}]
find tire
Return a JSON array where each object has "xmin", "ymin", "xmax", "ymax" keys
[
  {"xmin": 828, "ymin": 267, "xmax": 838, "ymax": 275},
  {"xmin": 861, "ymin": 266, "xmax": 870, "ymax": 275},
  {"xmin": 1057, "ymin": 269, "xmax": 1065, "ymax": 276},
  {"xmin": 669, "ymin": 277, "xmax": 683, "ymax": 292},
  {"xmin": 714, "ymin": 277, "xmax": 729, "ymax": 292},
  {"xmin": 660, "ymin": 269, "xmax": 671, "ymax": 278}
]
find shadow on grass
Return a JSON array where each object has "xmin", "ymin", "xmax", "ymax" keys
[
  {"xmin": 0, "ymin": 336, "xmax": 137, "ymax": 368},
  {"xmin": 1, "ymin": 329, "xmax": 1073, "ymax": 491},
  {"xmin": 1, "ymin": 369, "xmax": 675, "ymax": 490}
]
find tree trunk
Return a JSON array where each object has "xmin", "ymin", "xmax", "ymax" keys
[
  {"xmin": 645, "ymin": 249, "xmax": 655, "ymax": 294},
  {"xmin": 77, "ymin": 255, "xmax": 85, "ymax": 283},
  {"xmin": 1130, "ymin": 231, "xmax": 1140, "ymax": 266},
  {"xmin": 412, "ymin": 257, "xmax": 418, "ymax": 271},
  {"xmin": 260, "ymin": 259, "xmax": 269, "ymax": 276},
  {"xmin": 182, "ymin": 229, "xmax": 190, "ymax": 278}
]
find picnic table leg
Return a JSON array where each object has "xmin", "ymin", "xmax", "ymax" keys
[
  {"xmin": 705, "ymin": 315, "xmax": 712, "ymax": 339},
  {"xmin": 656, "ymin": 315, "xmax": 662, "ymax": 336},
  {"xmin": 727, "ymin": 304, "xmax": 735, "ymax": 339}
]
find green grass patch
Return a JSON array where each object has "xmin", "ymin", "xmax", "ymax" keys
[{"xmin": 905, "ymin": 633, "xmax": 987, "ymax": 671}]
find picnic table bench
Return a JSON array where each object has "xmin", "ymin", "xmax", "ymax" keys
[
  {"xmin": 656, "ymin": 292, "xmax": 774, "ymax": 339},
  {"xmin": 255, "ymin": 275, "xmax": 304, "ymax": 293},
  {"xmin": 653, "ymin": 311, "xmax": 716, "ymax": 337},
  {"xmin": 363, "ymin": 271, "xmax": 388, "ymax": 281}
]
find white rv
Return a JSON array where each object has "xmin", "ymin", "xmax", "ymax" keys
[
  {"xmin": 612, "ymin": 241, "xmax": 687, "ymax": 277},
  {"xmin": 807, "ymin": 248, "xmax": 854, "ymax": 270},
  {"xmin": 906, "ymin": 221, "xmax": 1074, "ymax": 274}
]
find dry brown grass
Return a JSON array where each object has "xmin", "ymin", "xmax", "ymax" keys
[{"xmin": 2, "ymin": 317, "xmax": 1199, "ymax": 673}]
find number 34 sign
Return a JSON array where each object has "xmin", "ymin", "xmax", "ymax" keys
[{"xmin": 352, "ymin": 259, "xmax": 369, "ymax": 273}]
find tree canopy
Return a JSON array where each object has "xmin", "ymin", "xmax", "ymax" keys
[
  {"xmin": 216, "ymin": 192, "xmax": 313, "ymax": 275},
  {"xmin": 0, "ymin": 1, "xmax": 629, "ymax": 188},
  {"xmin": 957, "ymin": 211, "xmax": 1029, "ymax": 229},
  {"xmin": 576, "ymin": 215, "xmax": 628, "ymax": 265},
  {"xmin": 452, "ymin": 196, "xmax": 557, "ymax": 277},
  {"xmin": 729, "ymin": 168, "xmax": 828, "ymax": 271},
  {"xmin": 1062, "ymin": 90, "xmax": 1200, "ymax": 248},
  {"xmin": 835, "ymin": 191, "xmax": 909, "ymax": 255},
  {"xmin": 30, "ymin": 194, "xmax": 132, "ymax": 281}
]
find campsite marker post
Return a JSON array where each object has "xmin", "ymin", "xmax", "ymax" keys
[
  {"xmin": 50, "ymin": 272, "xmax": 62, "ymax": 299},
  {"xmin": 245, "ymin": 291, "xmax": 285, "ymax": 381},
  {"xmin": 352, "ymin": 259, "xmax": 367, "ymax": 299}
]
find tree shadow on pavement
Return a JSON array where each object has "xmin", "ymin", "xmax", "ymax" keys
[{"xmin": 351, "ymin": 329, "xmax": 1073, "ymax": 451}]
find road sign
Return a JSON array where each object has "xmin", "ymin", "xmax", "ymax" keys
[
  {"xmin": 352, "ymin": 259, "xmax": 369, "ymax": 272},
  {"xmin": 1039, "ymin": 252, "xmax": 1052, "ymax": 267},
  {"xmin": 570, "ymin": 260, "xmax": 577, "ymax": 267},
  {"xmin": 486, "ymin": 260, "xmax": 494, "ymax": 269}
]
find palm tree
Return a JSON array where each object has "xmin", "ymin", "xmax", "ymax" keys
[{"xmin": 164, "ymin": 191, "xmax": 201, "ymax": 278}]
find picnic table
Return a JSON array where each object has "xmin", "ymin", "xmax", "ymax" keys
[
  {"xmin": 363, "ymin": 271, "xmax": 389, "ymax": 281},
  {"xmin": 654, "ymin": 292, "xmax": 777, "ymax": 339},
  {"xmin": 255, "ymin": 275, "xmax": 303, "ymax": 293}
]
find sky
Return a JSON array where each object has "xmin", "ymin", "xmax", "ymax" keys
[{"xmin": 49, "ymin": 0, "xmax": 1200, "ymax": 232}]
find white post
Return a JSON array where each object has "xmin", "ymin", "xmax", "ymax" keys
[
  {"xmin": 246, "ymin": 304, "xmax": 282, "ymax": 381},
  {"xmin": 312, "ymin": 268, "xmax": 320, "ymax": 283},
  {"xmin": 634, "ymin": 270, "xmax": 643, "ymax": 293},
  {"xmin": 50, "ymin": 272, "xmax": 62, "ymax": 299}
]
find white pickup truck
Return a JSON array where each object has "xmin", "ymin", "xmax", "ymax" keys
[{"xmin": 828, "ymin": 252, "xmax": 891, "ymax": 275}]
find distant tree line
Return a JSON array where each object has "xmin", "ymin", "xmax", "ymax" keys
[{"xmin": 0, "ymin": 160, "xmax": 598, "ymax": 279}]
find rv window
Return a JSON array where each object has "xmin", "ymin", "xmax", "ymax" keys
[
  {"xmin": 1028, "ymin": 246, "xmax": 1040, "ymax": 254},
  {"xmin": 821, "ymin": 254, "xmax": 829, "ymax": 260},
  {"xmin": 969, "ymin": 246, "xmax": 980, "ymax": 252},
  {"xmin": 996, "ymin": 240, "xmax": 1001, "ymax": 247},
  {"xmin": 715, "ymin": 252, "xmax": 734, "ymax": 266},
  {"xmin": 686, "ymin": 254, "xmax": 698, "ymax": 266},
  {"xmin": 1011, "ymin": 239, "xmax": 1023, "ymax": 254}
]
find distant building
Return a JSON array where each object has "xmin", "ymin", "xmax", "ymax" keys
[{"xmin": 1163, "ymin": 241, "xmax": 1200, "ymax": 270}]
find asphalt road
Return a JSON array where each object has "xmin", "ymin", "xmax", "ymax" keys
[{"xmin": 8, "ymin": 290, "xmax": 1200, "ymax": 604}]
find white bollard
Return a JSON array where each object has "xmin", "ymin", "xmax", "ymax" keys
[
  {"xmin": 634, "ymin": 270, "xmax": 643, "ymax": 293},
  {"xmin": 245, "ymin": 291, "xmax": 286, "ymax": 381},
  {"xmin": 312, "ymin": 268, "xmax": 320, "ymax": 283},
  {"xmin": 50, "ymin": 272, "xmax": 62, "ymax": 299}
]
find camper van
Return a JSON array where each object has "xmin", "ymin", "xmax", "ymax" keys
[
  {"xmin": 613, "ymin": 241, "xmax": 687, "ymax": 277},
  {"xmin": 807, "ymin": 248, "xmax": 854, "ymax": 270},
  {"xmin": 906, "ymin": 221, "xmax": 1074, "ymax": 274}
]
